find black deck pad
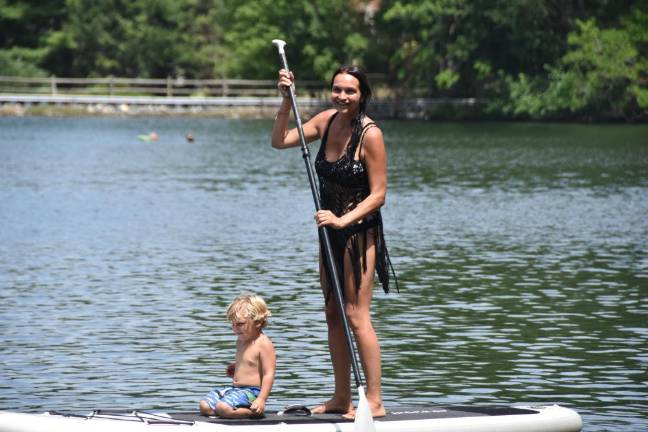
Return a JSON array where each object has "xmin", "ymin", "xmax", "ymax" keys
[{"xmin": 167, "ymin": 406, "xmax": 538, "ymax": 425}]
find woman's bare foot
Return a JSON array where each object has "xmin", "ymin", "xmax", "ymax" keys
[
  {"xmin": 341, "ymin": 401, "xmax": 386, "ymax": 420},
  {"xmin": 310, "ymin": 398, "xmax": 354, "ymax": 415}
]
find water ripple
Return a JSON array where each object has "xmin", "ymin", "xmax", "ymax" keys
[{"xmin": 1, "ymin": 117, "xmax": 647, "ymax": 431}]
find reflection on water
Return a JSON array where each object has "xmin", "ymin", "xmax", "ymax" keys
[{"xmin": 0, "ymin": 117, "xmax": 646, "ymax": 431}]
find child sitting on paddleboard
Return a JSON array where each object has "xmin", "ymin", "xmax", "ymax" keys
[{"xmin": 199, "ymin": 294, "xmax": 276, "ymax": 418}]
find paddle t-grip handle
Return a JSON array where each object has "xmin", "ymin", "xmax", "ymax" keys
[
  {"xmin": 272, "ymin": 39, "xmax": 291, "ymax": 80},
  {"xmin": 272, "ymin": 39, "xmax": 286, "ymax": 55}
]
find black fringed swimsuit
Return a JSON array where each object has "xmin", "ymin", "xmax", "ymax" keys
[{"xmin": 314, "ymin": 112, "xmax": 398, "ymax": 302}]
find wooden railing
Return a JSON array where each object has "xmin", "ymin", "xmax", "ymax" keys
[
  {"xmin": 0, "ymin": 75, "xmax": 329, "ymax": 98},
  {"xmin": 0, "ymin": 75, "xmax": 482, "ymax": 119}
]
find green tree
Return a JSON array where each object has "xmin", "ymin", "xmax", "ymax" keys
[
  {"xmin": 500, "ymin": 7, "xmax": 647, "ymax": 120},
  {"xmin": 41, "ymin": 0, "xmax": 230, "ymax": 78},
  {"xmin": 183, "ymin": 0, "xmax": 228, "ymax": 78},
  {"xmin": 0, "ymin": 0, "xmax": 66, "ymax": 76},
  {"xmin": 377, "ymin": 0, "xmax": 575, "ymax": 96},
  {"xmin": 44, "ymin": 0, "xmax": 197, "ymax": 77},
  {"xmin": 1, "ymin": 0, "xmax": 645, "ymax": 120},
  {"xmin": 219, "ymin": 0, "xmax": 375, "ymax": 81},
  {"xmin": 376, "ymin": 0, "xmax": 641, "ymax": 99}
]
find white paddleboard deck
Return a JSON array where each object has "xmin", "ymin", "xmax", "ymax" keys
[{"xmin": 0, "ymin": 405, "xmax": 582, "ymax": 432}]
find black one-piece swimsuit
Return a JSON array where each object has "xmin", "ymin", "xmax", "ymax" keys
[{"xmin": 314, "ymin": 112, "xmax": 398, "ymax": 302}]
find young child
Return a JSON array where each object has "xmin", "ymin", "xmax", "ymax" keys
[{"xmin": 199, "ymin": 294, "xmax": 276, "ymax": 418}]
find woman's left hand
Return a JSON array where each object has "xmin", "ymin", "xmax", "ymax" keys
[{"xmin": 314, "ymin": 210, "xmax": 345, "ymax": 229}]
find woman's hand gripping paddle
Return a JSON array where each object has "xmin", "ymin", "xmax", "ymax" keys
[{"xmin": 271, "ymin": 39, "xmax": 376, "ymax": 432}]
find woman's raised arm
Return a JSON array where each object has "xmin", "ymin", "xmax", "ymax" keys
[{"xmin": 271, "ymin": 69, "xmax": 326, "ymax": 149}]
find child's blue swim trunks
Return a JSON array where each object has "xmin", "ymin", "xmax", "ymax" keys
[{"xmin": 204, "ymin": 386, "xmax": 261, "ymax": 410}]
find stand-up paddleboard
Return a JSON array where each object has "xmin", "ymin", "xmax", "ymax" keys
[{"xmin": 0, "ymin": 405, "xmax": 582, "ymax": 432}]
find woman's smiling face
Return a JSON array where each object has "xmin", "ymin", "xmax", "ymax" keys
[{"xmin": 331, "ymin": 73, "xmax": 362, "ymax": 115}]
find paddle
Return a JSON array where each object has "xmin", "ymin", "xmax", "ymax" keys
[{"xmin": 272, "ymin": 39, "xmax": 376, "ymax": 432}]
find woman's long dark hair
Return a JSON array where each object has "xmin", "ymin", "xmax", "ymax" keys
[{"xmin": 330, "ymin": 65, "xmax": 373, "ymax": 147}]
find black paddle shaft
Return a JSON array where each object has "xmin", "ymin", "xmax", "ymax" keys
[{"xmin": 272, "ymin": 40, "xmax": 364, "ymax": 389}]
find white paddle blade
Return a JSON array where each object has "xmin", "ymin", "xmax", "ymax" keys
[{"xmin": 354, "ymin": 386, "xmax": 376, "ymax": 432}]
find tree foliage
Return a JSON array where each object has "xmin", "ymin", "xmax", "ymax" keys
[
  {"xmin": 500, "ymin": 9, "xmax": 647, "ymax": 120},
  {"xmin": 0, "ymin": 0, "xmax": 645, "ymax": 119},
  {"xmin": 0, "ymin": 0, "xmax": 66, "ymax": 76},
  {"xmin": 218, "ymin": 0, "xmax": 377, "ymax": 80}
]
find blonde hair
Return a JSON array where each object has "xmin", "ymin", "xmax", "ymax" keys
[{"xmin": 226, "ymin": 293, "xmax": 271, "ymax": 328}]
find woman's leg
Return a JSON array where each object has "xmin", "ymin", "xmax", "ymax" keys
[
  {"xmin": 312, "ymin": 232, "xmax": 385, "ymax": 417},
  {"xmin": 343, "ymin": 233, "xmax": 385, "ymax": 417},
  {"xmin": 311, "ymin": 260, "xmax": 354, "ymax": 415}
]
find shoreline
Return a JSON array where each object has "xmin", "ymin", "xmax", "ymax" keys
[
  {"xmin": 1, "ymin": 95, "xmax": 643, "ymax": 123},
  {"xmin": 0, "ymin": 94, "xmax": 484, "ymax": 120}
]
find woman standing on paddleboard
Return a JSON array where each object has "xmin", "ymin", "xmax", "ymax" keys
[{"xmin": 271, "ymin": 65, "xmax": 397, "ymax": 419}]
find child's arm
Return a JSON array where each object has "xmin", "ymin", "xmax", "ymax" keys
[{"xmin": 250, "ymin": 337, "xmax": 276, "ymax": 415}]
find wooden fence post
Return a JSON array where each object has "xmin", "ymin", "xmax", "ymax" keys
[{"xmin": 50, "ymin": 75, "xmax": 57, "ymax": 95}]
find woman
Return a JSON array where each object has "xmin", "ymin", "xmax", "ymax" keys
[{"xmin": 271, "ymin": 65, "xmax": 396, "ymax": 419}]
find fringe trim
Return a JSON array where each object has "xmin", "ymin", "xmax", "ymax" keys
[{"xmin": 320, "ymin": 213, "xmax": 399, "ymax": 304}]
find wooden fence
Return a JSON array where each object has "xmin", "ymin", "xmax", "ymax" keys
[
  {"xmin": 0, "ymin": 75, "xmax": 482, "ymax": 119},
  {"xmin": 0, "ymin": 75, "xmax": 329, "ymax": 98}
]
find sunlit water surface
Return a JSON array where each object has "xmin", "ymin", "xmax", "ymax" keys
[{"xmin": 1, "ymin": 117, "xmax": 646, "ymax": 431}]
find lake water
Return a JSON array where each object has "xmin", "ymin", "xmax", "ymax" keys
[{"xmin": 0, "ymin": 116, "xmax": 646, "ymax": 431}]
